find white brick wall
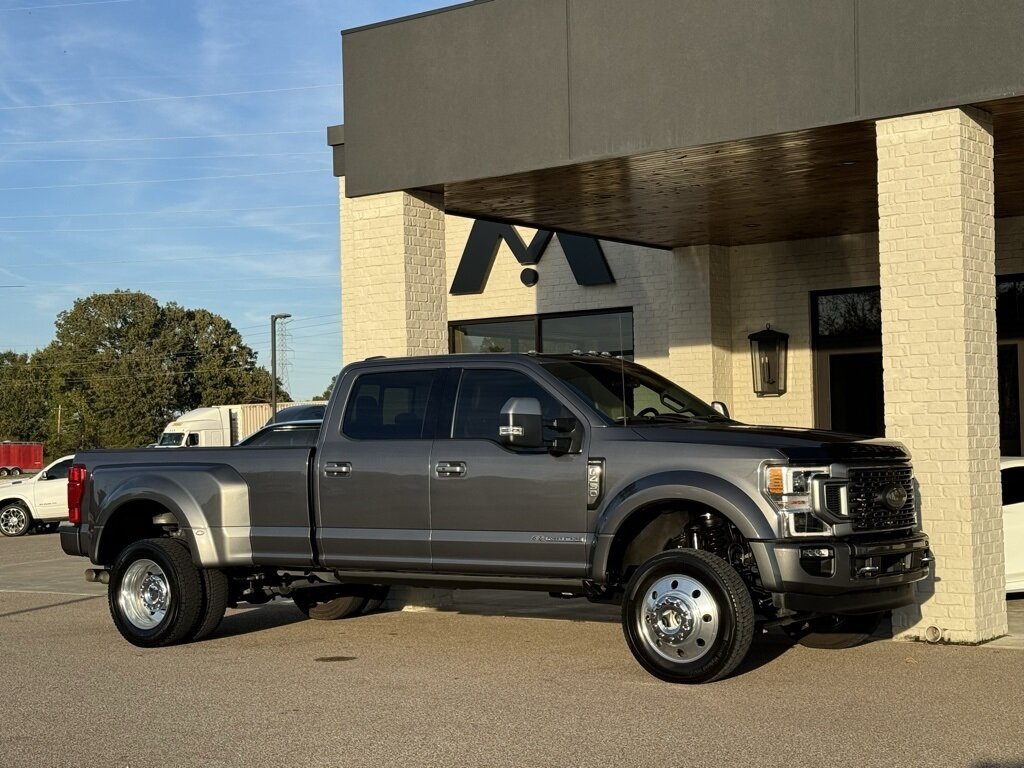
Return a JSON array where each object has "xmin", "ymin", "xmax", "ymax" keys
[
  {"xmin": 877, "ymin": 107, "xmax": 1006, "ymax": 643},
  {"xmin": 340, "ymin": 179, "xmax": 447, "ymax": 363}
]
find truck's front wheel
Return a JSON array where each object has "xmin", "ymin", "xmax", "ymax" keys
[
  {"xmin": 108, "ymin": 538, "xmax": 203, "ymax": 647},
  {"xmin": 622, "ymin": 549, "xmax": 754, "ymax": 684}
]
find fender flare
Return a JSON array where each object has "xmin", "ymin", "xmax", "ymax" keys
[
  {"xmin": 590, "ymin": 471, "xmax": 776, "ymax": 583},
  {"xmin": 91, "ymin": 466, "xmax": 251, "ymax": 568}
]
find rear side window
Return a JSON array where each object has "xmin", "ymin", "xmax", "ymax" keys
[
  {"xmin": 244, "ymin": 428, "xmax": 319, "ymax": 448},
  {"xmin": 1002, "ymin": 466, "xmax": 1024, "ymax": 506},
  {"xmin": 452, "ymin": 369, "xmax": 569, "ymax": 441},
  {"xmin": 342, "ymin": 370, "xmax": 437, "ymax": 440}
]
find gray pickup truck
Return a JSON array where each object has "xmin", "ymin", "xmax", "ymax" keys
[{"xmin": 61, "ymin": 353, "xmax": 931, "ymax": 683}]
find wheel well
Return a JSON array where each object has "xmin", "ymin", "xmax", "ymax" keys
[
  {"xmin": 0, "ymin": 497, "xmax": 29, "ymax": 511},
  {"xmin": 607, "ymin": 500, "xmax": 737, "ymax": 586},
  {"xmin": 96, "ymin": 501, "xmax": 181, "ymax": 565}
]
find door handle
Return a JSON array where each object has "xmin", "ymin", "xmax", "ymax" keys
[
  {"xmin": 324, "ymin": 461, "xmax": 352, "ymax": 478},
  {"xmin": 435, "ymin": 461, "xmax": 467, "ymax": 477}
]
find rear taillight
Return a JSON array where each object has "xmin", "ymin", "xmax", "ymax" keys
[{"xmin": 67, "ymin": 464, "xmax": 87, "ymax": 525}]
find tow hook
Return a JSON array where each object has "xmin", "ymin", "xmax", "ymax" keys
[{"xmin": 85, "ymin": 568, "xmax": 110, "ymax": 584}]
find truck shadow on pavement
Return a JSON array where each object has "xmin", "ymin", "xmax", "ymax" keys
[{"xmin": 205, "ymin": 602, "xmax": 306, "ymax": 641}]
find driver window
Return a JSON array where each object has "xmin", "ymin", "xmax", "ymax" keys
[
  {"xmin": 185, "ymin": 434, "xmax": 200, "ymax": 447},
  {"xmin": 46, "ymin": 460, "xmax": 72, "ymax": 480},
  {"xmin": 452, "ymin": 369, "xmax": 569, "ymax": 441}
]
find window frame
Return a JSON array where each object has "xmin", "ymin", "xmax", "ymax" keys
[
  {"xmin": 339, "ymin": 368, "xmax": 444, "ymax": 442},
  {"xmin": 446, "ymin": 366, "xmax": 574, "ymax": 444}
]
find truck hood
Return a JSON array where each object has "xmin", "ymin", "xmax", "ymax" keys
[{"xmin": 629, "ymin": 422, "xmax": 909, "ymax": 462}]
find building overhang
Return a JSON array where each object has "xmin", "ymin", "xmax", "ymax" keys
[{"xmin": 337, "ymin": 0, "xmax": 1024, "ymax": 248}]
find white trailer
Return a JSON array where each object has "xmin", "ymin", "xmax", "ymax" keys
[{"xmin": 156, "ymin": 402, "xmax": 320, "ymax": 447}]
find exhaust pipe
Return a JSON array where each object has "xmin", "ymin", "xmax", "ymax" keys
[{"xmin": 85, "ymin": 568, "xmax": 109, "ymax": 584}]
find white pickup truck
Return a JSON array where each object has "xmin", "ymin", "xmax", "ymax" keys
[{"xmin": 0, "ymin": 455, "xmax": 74, "ymax": 537}]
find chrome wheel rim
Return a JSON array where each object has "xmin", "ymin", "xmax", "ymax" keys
[
  {"xmin": 0, "ymin": 507, "xmax": 26, "ymax": 535},
  {"xmin": 119, "ymin": 559, "xmax": 171, "ymax": 630},
  {"xmin": 636, "ymin": 573, "xmax": 719, "ymax": 664}
]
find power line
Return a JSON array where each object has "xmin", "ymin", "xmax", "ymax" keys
[
  {"xmin": 0, "ymin": 203, "xmax": 335, "ymax": 220},
  {"xmin": 0, "ymin": 219, "xmax": 335, "ymax": 233},
  {"xmin": 0, "ymin": 168, "xmax": 327, "ymax": 190},
  {"xmin": 0, "ymin": 151, "xmax": 325, "ymax": 164},
  {"xmin": 0, "ymin": 83, "xmax": 339, "ymax": 111},
  {"xmin": 11, "ymin": 273, "xmax": 338, "ymax": 289},
  {"xmin": 1, "ymin": 0, "xmax": 134, "ymax": 11},
  {"xmin": 0, "ymin": 129, "xmax": 321, "ymax": 146},
  {"xmin": 1, "ymin": 248, "xmax": 334, "ymax": 268}
]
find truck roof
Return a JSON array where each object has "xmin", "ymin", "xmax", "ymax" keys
[{"xmin": 349, "ymin": 352, "xmax": 624, "ymax": 370}]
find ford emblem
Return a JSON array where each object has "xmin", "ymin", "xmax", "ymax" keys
[{"xmin": 882, "ymin": 485, "xmax": 908, "ymax": 511}]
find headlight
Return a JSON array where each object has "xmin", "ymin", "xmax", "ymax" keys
[{"xmin": 762, "ymin": 464, "xmax": 832, "ymax": 537}]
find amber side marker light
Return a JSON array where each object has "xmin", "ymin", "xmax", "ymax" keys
[{"xmin": 766, "ymin": 466, "xmax": 784, "ymax": 496}]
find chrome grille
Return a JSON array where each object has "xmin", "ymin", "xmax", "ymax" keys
[{"xmin": 846, "ymin": 466, "xmax": 916, "ymax": 531}]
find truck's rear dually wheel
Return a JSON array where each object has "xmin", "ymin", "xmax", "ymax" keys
[
  {"xmin": 622, "ymin": 549, "xmax": 754, "ymax": 684},
  {"xmin": 108, "ymin": 538, "xmax": 202, "ymax": 647}
]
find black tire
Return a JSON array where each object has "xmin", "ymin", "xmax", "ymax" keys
[
  {"xmin": 191, "ymin": 568, "xmax": 230, "ymax": 641},
  {"xmin": 781, "ymin": 613, "xmax": 883, "ymax": 650},
  {"xmin": 0, "ymin": 468, "xmax": 8, "ymax": 477},
  {"xmin": 9, "ymin": 468, "xmax": 21, "ymax": 477},
  {"xmin": 363, "ymin": 586, "xmax": 391, "ymax": 614},
  {"xmin": 293, "ymin": 589, "xmax": 368, "ymax": 620},
  {"xmin": 0, "ymin": 502, "xmax": 32, "ymax": 537},
  {"xmin": 622, "ymin": 549, "xmax": 754, "ymax": 684},
  {"xmin": 108, "ymin": 538, "xmax": 203, "ymax": 647}
]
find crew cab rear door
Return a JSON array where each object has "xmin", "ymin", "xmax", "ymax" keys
[
  {"xmin": 314, "ymin": 366, "xmax": 441, "ymax": 571},
  {"xmin": 429, "ymin": 365, "xmax": 589, "ymax": 577}
]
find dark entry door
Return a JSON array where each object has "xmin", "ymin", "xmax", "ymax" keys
[{"xmin": 815, "ymin": 349, "xmax": 884, "ymax": 437}]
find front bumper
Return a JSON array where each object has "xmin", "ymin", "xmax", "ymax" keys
[{"xmin": 750, "ymin": 532, "xmax": 931, "ymax": 615}]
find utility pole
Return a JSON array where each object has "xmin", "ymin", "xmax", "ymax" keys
[{"xmin": 270, "ymin": 313, "xmax": 291, "ymax": 423}]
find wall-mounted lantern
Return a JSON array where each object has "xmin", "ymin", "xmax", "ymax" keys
[{"xmin": 748, "ymin": 324, "xmax": 788, "ymax": 397}]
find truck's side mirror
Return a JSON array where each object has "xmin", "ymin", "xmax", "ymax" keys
[
  {"xmin": 498, "ymin": 397, "xmax": 544, "ymax": 449},
  {"xmin": 711, "ymin": 401, "xmax": 730, "ymax": 418}
]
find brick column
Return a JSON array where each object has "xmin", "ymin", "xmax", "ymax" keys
[
  {"xmin": 877, "ymin": 107, "xmax": 1007, "ymax": 643},
  {"xmin": 669, "ymin": 245, "xmax": 734, "ymax": 406},
  {"xmin": 339, "ymin": 177, "xmax": 447, "ymax": 364}
]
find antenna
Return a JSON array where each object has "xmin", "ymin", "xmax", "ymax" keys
[{"xmin": 618, "ymin": 314, "xmax": 627, "ymax": 424}]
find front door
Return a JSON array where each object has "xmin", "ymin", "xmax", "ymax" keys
[
  {"xmin": 814, "ymin": 348, "xmax": 885, "ymax": 437},
  {"xmin": 34, "ymin": 457, "xmax": 72, "ymax": 517},
  {"xmin": 315, "ymin": 368, "xmax": 440, "ymax": 571},
  {"xmin": 429, "ymin": 367, "xmax": 589, "ymax": 578}
]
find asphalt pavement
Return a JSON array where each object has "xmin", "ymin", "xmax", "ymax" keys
[{"xmin": 2, "ymin": 530, "xmax": 1023, "ymax": 768}]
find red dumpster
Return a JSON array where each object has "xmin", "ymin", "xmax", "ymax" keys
[{"xmin": 0, "ymin": 442, "xmax": 44, "ymax": 476}]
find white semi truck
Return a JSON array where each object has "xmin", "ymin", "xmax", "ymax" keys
[{"xmin": 156, "ymin": 402, "xmax": 320, "ymax": 447}]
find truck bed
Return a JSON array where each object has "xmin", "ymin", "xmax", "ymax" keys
[{"xmin": 72, "ymin": 446, "xmax": 315, "ymax": 568}]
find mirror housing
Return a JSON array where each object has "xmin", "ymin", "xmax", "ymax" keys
[
  {"xmin": 711, "ymin": 401, "xmax": 730, "ymax": 418},
  {"xmin": 498, "ymin": 397, "xmax": 544, "ymax": 449},
  {"xmin": 39, "ymin": 472, "xmax": 48, "ymax": 480}
]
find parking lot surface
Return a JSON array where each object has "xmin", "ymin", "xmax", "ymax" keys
[{"xmin": 2, "ymin": 531, "xmax": 1023, "ymax": 768}]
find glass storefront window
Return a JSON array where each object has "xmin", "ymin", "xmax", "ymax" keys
[
  {"xmin": 450, "ymin": 309, "xmax": 634, "ymax": 358},
  {"xmin": 450, "ymin": 319, "xmax": 535, "ymax": 354},
  {"xmin": 540, "ymin": 312, "xmax": 633, "ymax": 357},
  {"xmin": 813, "ymin": 288, "xmax": 882, "ymax": 346}
]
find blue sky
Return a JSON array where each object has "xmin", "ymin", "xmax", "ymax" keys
[{"xmin": 0, "ymin": 0, "xmax": 452, "ymax": 399}]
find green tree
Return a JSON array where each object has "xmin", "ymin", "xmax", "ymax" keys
[
  {"xmin": 0, "ymin": 351, "xmax": 49, "ymax": 443},
  {"xmin": 0, "ymin": 291, "xmax": 287, "ymax": 452},
  {"xmin": 314, "ymin": 375, "xmax": 337, "ymax": 402}
]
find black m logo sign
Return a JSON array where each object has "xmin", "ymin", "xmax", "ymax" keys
[{"xmin": 450, "ymin": 221, "xmax": 615, "ymax": 296}]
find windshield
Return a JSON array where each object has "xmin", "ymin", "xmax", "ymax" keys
[
  {"xmin": 540, "ymin": 359, "xmax": 726, "ymax": 425},
  {"xmin": 158, "ymin": 432, "xmax": 184, "ymax": 447}
]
